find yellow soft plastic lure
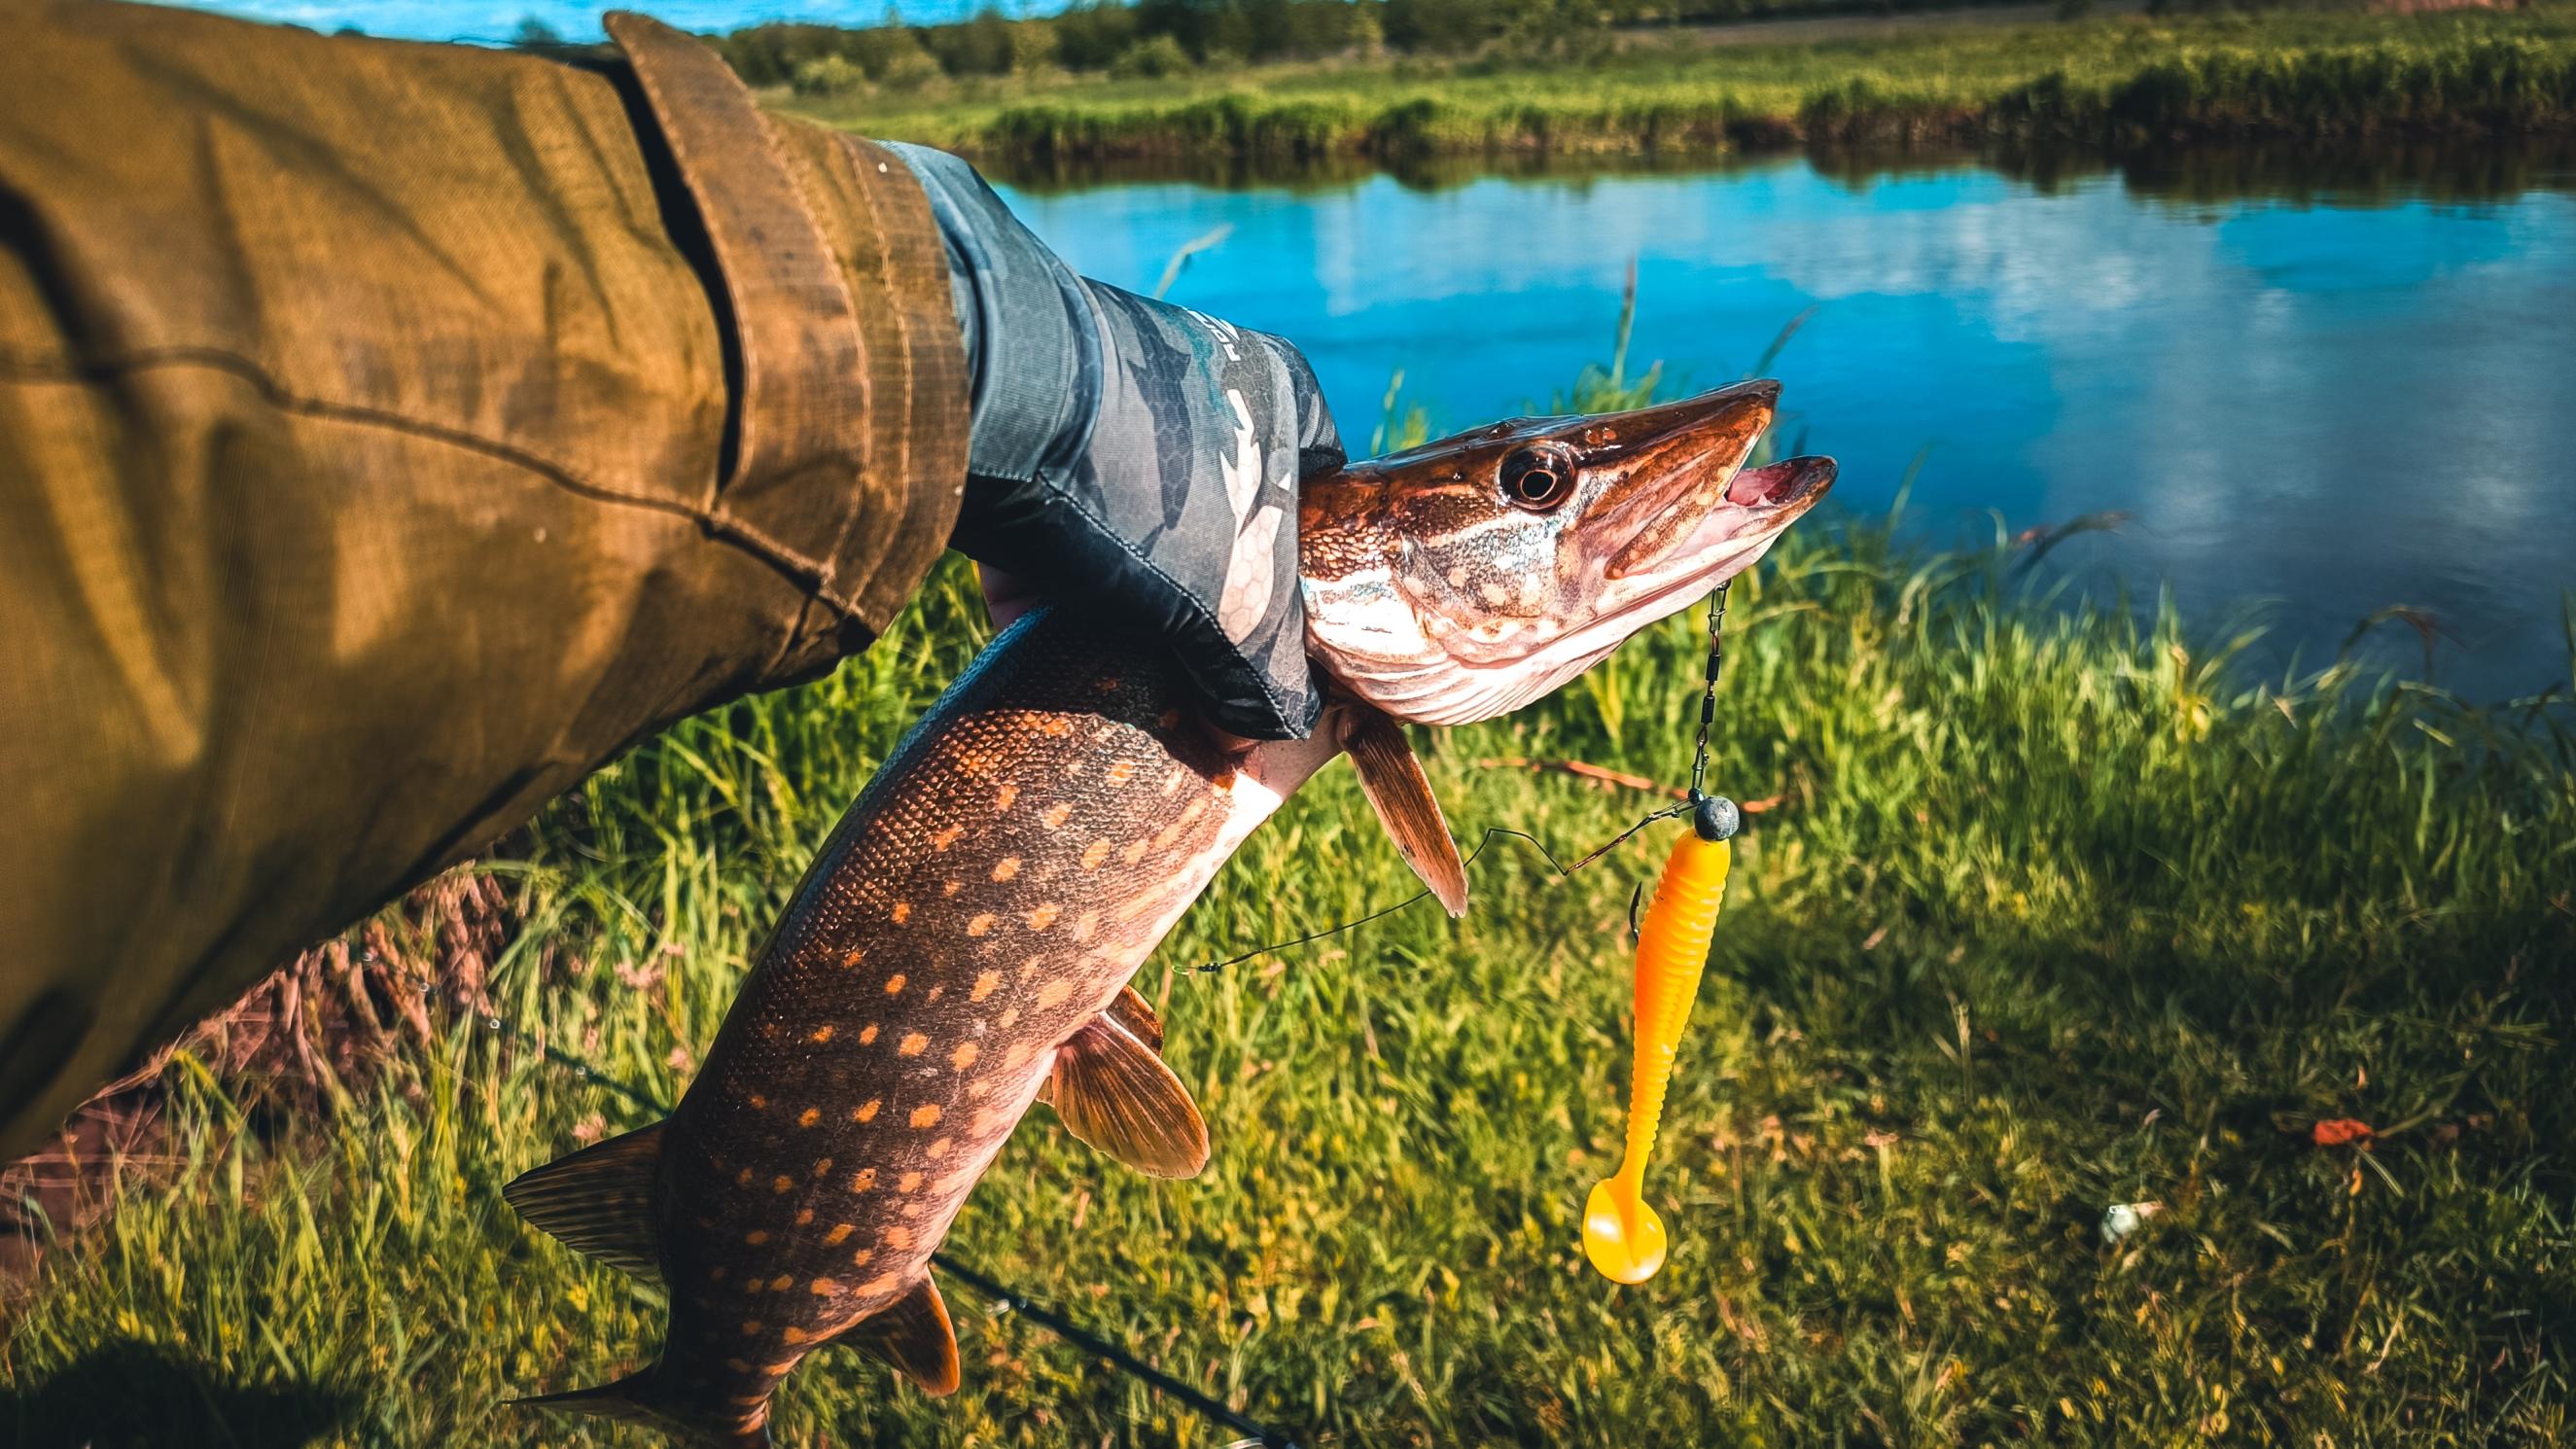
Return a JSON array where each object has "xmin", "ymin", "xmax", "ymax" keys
[{"xmin": 1584, "ymin": 796, "xmax": 1737, "ymax": 1285}]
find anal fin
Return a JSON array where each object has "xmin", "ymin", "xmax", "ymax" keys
[
  {"xmin": 1040, "ymin": 986, "xmax": 1208, "ymax": 1179},
  {"xmin": 854, "ymin": 1275, "xmax": 962, "ymax": 1397},
  {"xmin": 503, "ymin": 1121, "xmax": 667, "ymax": 1282}
]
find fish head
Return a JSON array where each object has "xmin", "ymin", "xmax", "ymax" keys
[{"xmin": 1300, "ymin": 380, "xmax": 1835, "ymax": 725}]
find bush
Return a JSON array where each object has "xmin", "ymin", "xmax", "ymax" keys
[
  {"xmin": 508, "ymin": 15, "xmax": 564, "ymax": 50},
  {"xmin": 711, "ymin": 22, "xmax": 850, "ymax": 88},
  {"xmin": 871, "ymin": 33, "xmax": 947, "ymax": 90},
  {"xmin": 1052, "ymin": 1, "xmax": 1143, "ymax": 70},
  {"xmin": 1346, "ymin": 8, "xmax": 1386, "ymax": 57},
  {"xmin": 1111, "ymin": 34, "xmax": 1195, "ymax": 79},
  {"xmin": 1011, "ymin": 20, "xmax": 1065, "ymax": 75},
  {"xmin": 922, "ymin": 7, "xmax": 1018, "ymax": 76},
  {"xmin": 1384, "ymin": 0, "xmax": 1500, "ymax": 53},
  {"xmin": 791, "ymin": 53, "xmax": 868, "ymax": 98}
]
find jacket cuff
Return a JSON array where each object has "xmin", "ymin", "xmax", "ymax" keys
[{"xmin": 880, "ymin": 141, "xmax": 1101, "ymax": 493}]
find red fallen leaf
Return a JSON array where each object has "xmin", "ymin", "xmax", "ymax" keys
[{"xmin": 2312, "ymin": 1118, "xmax": 2375, "ymax": 1149}]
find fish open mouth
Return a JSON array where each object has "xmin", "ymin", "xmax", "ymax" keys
[
  {"xmin": 1726, "ymin": 455, "xmax": 1836, "ymax": 512},
  {"xmin": 1625, "ymin": 451, "xmax": 1837, "ymax": 609},
  {"xmin": 1518, "ymin": 449, "xmax": 1836, "ymax": 707},
  {"xmin": 1599, "ymin": 382, "xmax": 1780, "ymax": 582}
]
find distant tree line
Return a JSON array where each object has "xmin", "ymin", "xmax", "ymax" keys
[
  {"xmin": 704, "ymin": 0, "xmax": 2013, "ymax": 96},
  {"xmin": 710, "ymin": 2, "xmax": 1381, "ymax": 94},
  {"xmin": 514, "ymin": 0, "xmax": 2390, "ymax": 86}
]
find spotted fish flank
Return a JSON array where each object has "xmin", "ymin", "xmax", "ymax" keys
[
  {"xmin": 507, "ymin": 613, "xmax": 1334, "ymax": 1444},
  {"xmin": 506, "ymin": 386, "xmax": 1834, "ymax": 1446}
]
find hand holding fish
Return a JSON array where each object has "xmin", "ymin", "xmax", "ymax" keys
[{"xmin": 898, "ymin": 143, "xmax": 1345, "ymax": 743}]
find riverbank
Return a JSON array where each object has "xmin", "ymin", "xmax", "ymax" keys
[
  {"xmin": 782, "ymin": 6, "xmax": 2576, "ymax": 163},
  {"xmin": 6, "ymin": 360, "xmax": 2570, "ymax": 1438}
]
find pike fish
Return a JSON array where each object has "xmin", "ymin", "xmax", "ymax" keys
[{"xmin": 505, "ymin": 380, "xmax": 1834, "ymax": 1445}]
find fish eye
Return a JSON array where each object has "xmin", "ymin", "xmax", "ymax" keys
[{"xmin": 1500, "ymin": 445, "xmax": 1577, "ymax": 512}]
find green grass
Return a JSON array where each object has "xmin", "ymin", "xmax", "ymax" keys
[
  {"xmin": 5, "ymin": 357, "xmax": 2575, "ymax": 1444},
  {"xmin": 780, "ymin": 6, "xmax": 2576, "ymax": 162}
]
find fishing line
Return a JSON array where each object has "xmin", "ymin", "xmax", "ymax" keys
[
  {"xmin": 1180, "ymin": 821, "xmax": 1658, "ymax": 974},
  {"xmin": 441, "ymin": 985, "xmax": 1307, "ymax": 1449},
  {"xmin": 932, "ymin": 1255, "xmax": 1299, "ymax": 1449},
  {"xmin": 1187, "ymin": 581, "xmax": 1737, "ymax": 974}
]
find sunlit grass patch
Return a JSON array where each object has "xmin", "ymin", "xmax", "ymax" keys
[{"xmin": 5, "ymin": 364, "xmax": 2572, "ymax": 1442}]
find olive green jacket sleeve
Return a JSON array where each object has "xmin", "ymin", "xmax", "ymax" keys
[{"xmin": 0, "ymin": 3, "xmax": 970, "ymax": 1159}]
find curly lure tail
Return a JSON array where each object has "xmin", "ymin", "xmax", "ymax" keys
[{"xmin": 1583, "ymin": 822, "xmax": 1732, "ymax": 1285}]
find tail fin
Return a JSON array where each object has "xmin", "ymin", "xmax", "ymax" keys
[{"xmin": 512, "ymin": 1364, "xmax": 770, "ymax": 1448}]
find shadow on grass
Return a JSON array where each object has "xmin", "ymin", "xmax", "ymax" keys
[{"xmin": 2, "ymin": 1339, "xmax": 359, "ymax": 1449}]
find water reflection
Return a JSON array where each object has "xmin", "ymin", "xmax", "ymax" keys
[
  {"xmin": 991, "ymin": 136, "xmax": 2576, "ymax": 209},
  {"xmin": 1994, "ymin": 135, "xmax": 2576, "ymax": 209},
  {"xmin": 997, "ymin": 143, "xmax": 2576, "ymax": 699}
]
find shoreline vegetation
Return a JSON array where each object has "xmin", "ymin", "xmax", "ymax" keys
[
  {"xmin": 760, "ymin": 6, "xmax": 2576, "ymax": 165},
  {"xmin": 4, "ymin": 363, "xmax": 2571, "ymax": 1442}
]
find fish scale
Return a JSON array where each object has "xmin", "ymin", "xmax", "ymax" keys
[
  {"xmin": 655, "ymin": 610, "xmax": 1253, "ymax": 1426},
  {"xmin": 505, "ymin": 605, "xmax": 1330, "ymax": 1443},
  {"xmin": 504, "ymin": 381, "xmax": 1834, "ymax": 1446}
]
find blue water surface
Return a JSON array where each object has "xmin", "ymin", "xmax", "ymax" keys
[{"xmin": 1002, "ymin": 158, "xmax": 2576, "ymax": 700}]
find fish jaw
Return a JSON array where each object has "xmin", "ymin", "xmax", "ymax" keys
[
  {"xmin": 1495, "ymin": 452, "xmax": 1838, "ymax": 703},
  {"xmin": 1301, "ymin": 383, "xmax": 1835, "ymax": 726}
]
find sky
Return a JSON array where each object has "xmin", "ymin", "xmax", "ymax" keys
[{"xmin": 150, "ymin": 0, "xmax": 1054, "ymax": 43}]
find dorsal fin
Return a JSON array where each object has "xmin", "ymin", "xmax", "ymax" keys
[
  {"xmin": 1039, "ymin": 991, "xmax": 1209, "ymax": 1179},
  {"xmin": 853, "ymin": 1275, "xmax": 962, "ymax": 1396},
  {"xmin": 1341, "ymin": 705, "xmax": 1468, "ymax": 917},
  {"xmin": 503, "ymin": 1121, "xmax": 667, "ymax": 1282}
]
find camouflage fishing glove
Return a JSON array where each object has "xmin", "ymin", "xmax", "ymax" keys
[{"xmin": 889, "ymin": 143, "xmax": 1343, "ymax": 741}]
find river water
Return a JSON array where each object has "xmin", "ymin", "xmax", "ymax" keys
[{"xmin": 996, "ymin": 146, "xmax": 2576, "ymax": 700}]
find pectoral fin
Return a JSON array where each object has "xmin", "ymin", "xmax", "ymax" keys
[
  {"xmin": 1039, "ymin": 987, "xmax": 1209, "ymax": 1179},
  {"xmin": 1342, "ymin": 706, "xmax": 1469, "ymax": 917},
  {"xmin": 854, "ymin": 1275, "xmax": 962, "ymax": 1397},
  {"xmin": 503, "ymin": 1120, "xmax": 667, "ymax": 1282}
]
